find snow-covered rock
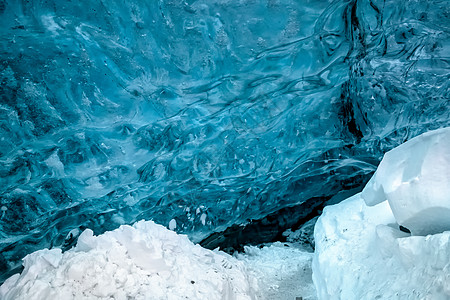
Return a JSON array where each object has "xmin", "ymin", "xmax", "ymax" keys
[
  {"xmin": 0, "ymin": 221, "xmax": 258, "ymax": 300},
  {"xmin": 362, "ymin": 127, "xmax": 450, "ymax": 235},
  {"xmin": 312, "ymin": 127, "xmax": 450, "ymax": 300}
]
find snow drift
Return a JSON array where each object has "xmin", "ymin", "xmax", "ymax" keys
[
  {"xmin": 0, "ymin": 221, "xmax": 258, "ymax": 300},
  {"xmin": 312, "ymin": 127, "xmax": 450, "ymax": 299},
  {"xmin": 0, "ymin": 219, "xmax": 319, "ymax": 300}
]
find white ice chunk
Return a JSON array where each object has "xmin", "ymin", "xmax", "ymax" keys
[
  {"xmin": 361, "ymin": 127, "xmax": 450, "ymax": 235},
  {"xmin": 200, "ymin": 213, "xmax": 207, "ymax": 225},
  {"xmin": 168, "ymin": 218, "xmax": 177, "ymax": 230}
]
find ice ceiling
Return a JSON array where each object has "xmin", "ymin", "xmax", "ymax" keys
[{"xmin": 0, "ymin": 0, "xmax": 449, "ymax": 281}]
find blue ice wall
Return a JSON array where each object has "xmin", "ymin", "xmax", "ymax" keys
[{"xmin": 0, "ymin": 0, "xmax": 449, "ymax": 280}]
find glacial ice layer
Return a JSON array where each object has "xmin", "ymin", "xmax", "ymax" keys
[{"xmin": 313, "ymin": 127, "xmax": 450, "ymax": 299}]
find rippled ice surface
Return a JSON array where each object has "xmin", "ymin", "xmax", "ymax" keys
[{"xmin": 0, "ymin": 0, "xmax": 449, "ymax": 281}]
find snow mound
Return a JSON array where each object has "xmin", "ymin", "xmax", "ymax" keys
[
  {"xmin": 312, "ymin": 127, "xmax": 450, "ymax": 300},
  {"xmin": 362, "ymin": 127, "xmax": 450, "ymax": 235},
  {"xmin": 0, "ymin": 221, "xmax": 258, "ymax": 300},
  {"xmin": 313, "ymin": 194, "xmax": 450, "ymax": 299}
]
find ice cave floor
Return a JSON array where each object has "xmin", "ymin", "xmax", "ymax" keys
[{"xmin": 0, "ymin": 219, "xmax": 317, "ymax": 300}]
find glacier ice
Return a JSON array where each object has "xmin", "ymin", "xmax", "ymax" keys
[
  {"xmin": 313, "ymin": 127, "xmax": 450, "ymax": 300},
  {"xmin": 0, "ymin": 0, "xmax": 449, "ymax": 282},
  {"xmin": 362, "ymin": 127, "xmax": 450, "ymax": 235}
]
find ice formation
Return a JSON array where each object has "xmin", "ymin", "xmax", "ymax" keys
[
  {"xmin": 0, "ymin": 221, "xmax": 258, "ymax": 300},
  {"xmin": 1, "ymin": 0, "xmax": 449, "ymax": 283},
  {"xmin": 313, "ymin": 128, "xmax": 450, "ymax": 299},
  {"xmin": 362, "ymin": 127, "xmax": 450, "ymax": 235}
]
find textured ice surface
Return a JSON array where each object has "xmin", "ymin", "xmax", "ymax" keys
[
  {"xmin": 313, "ymin": 194, "xmax": 450, "ymax": 300},
  {"xmin": 1, "ymin": 0, "xmax": 449, "ymax": 281},
  {"xmin": 362, "ymin": 127, "xmax": 450, "ymax": 235},
  {"xmin": 0, "ymin": 221, "xmax": 258, "ymax": 300}
]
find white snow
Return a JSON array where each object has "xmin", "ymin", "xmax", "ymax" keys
[
  {"xmin": 237, "ymin": 243, "xmax": 316, "ymax": 300},
  {"xmin": 362, "ymin": 127, "xmax": 450, "ymax": 235},
  {"xmin": 313, "ymin": 194, "xmax": 450, "ymax": 299},
  {"xmin": 0, "ymin": 221, "xmax": 258, "ymax": 300},
  {"xmin": 313, "ymin": 128, "xmax": 450, "ymax": 300},
  {"xmin": 0, "ymin": 221, "xmax": 316, "ymax": 300}
]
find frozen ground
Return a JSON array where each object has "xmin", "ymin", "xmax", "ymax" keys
[
  {"xmin": 0, "ymin": 220, "xmax": 316, "ymax": 300},
  {"xmin": 237, "ymin": 243, "xmax": 316, "ymax": 300}
]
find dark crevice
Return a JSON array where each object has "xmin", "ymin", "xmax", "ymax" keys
[
  {"xmin": 200, "ymin": 174, "xmax": 372, "ymax": 253},
  {"xmin": 200, "ymin": 196, "xmax": 327, "ymax": 253},
  {"xmin": 338, "ymin": 82, "xmax": 364, "ymax": 142},
  {"xmin": 399, "ymin": 225, "xmax": 411, "ymax": 234}
]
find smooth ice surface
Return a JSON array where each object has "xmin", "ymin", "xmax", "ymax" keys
[
  {"xmin": 1, "ymin": 0, "xmax": 449, "ymax": 281},
  {"xmin": 362, "ymin": 127, "xmax": 450, "ymax": 235},
  {"xmin": 0, "ymin": 220, "xmax": 317, "ymax": 300},
  {"xmin": 0, "ymin": 220, "xmax": 258, "ymax": 300},
  {"xmin": 313, "ymin": 194, "xmax": 450, "ymax": 300}
]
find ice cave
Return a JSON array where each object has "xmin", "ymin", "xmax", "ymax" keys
[{"xmin": 0, "ymin": 0, "xmax": 449, "ymax": 299}]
